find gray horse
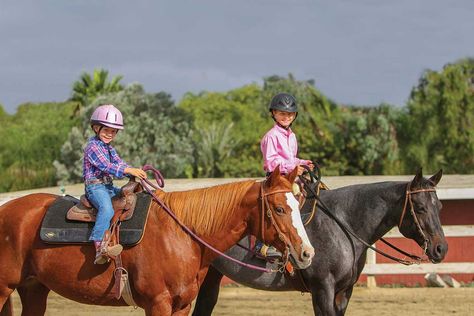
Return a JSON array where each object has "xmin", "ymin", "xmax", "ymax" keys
[{"xmin": 193, "ymin": 170, "xmax": 447, "ymax": 316}]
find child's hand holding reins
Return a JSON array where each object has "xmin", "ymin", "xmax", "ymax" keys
[
  {"xmin": 125, "ymin": 167, "xmax": 148, "ymax": 179},
  {"xmin": 297, "ymin": 162, "xmax": 314, "ymax": 176}
]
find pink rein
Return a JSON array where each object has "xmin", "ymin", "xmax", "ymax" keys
[{"xmin": 139, "ymin": 165, "xmax": 278, "ymax": 273}]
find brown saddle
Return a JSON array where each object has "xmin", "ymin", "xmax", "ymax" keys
[{"xmin": 67, "ymin": 180, "xmax": 144, "ymax": 223}]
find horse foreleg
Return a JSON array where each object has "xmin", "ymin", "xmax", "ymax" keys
[
  {"xmin": 16, "ymin": 280, "xmax": 50, "ymax": 316},
  {"xmin": 172, "ymin": 305, "xmax": 192, "ymax": 316},
  {"xmin": 144, "ymin": 294, "xmax": 173, "ymax": 316},
  {"xmin": 311, "ymin": 282, "xmax": 336, "ymax": 316},
  {"xmin": 0, "ymin": 294, "xmax": 13, "ymax": 316},
  {"xmin": 191, "ymin": 265, "xmax": 224, "ymax": 316},
  {"xmin": 335, "ymin": 286, "xmax": 354, "ymax": 315}
]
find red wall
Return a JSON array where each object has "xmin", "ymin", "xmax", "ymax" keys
[{"xmin": 439, "ymin": 200, "xmax": 474, "ymax": 224}]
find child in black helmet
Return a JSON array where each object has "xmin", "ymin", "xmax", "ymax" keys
[{"xmin": 256, "ymin": 93, "xmax": 313, "ymax": 259}]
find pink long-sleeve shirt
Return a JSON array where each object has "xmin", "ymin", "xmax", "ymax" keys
[{"xmin": 260, "ymin": 124, "xmax": 309, "ymax": 174}]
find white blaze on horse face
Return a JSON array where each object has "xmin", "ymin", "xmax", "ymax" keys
[{"xmin": 285, "ymin": 193, "xmax": 312, "ymax": 250}]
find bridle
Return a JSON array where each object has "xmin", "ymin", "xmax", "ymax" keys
[
  {"xmin": 396, "ymin": 184, "xmax": 436, "ymax": 255},
  {"xmin": 259, "ymin": 181, "xmax": 294, "ymax": 272}
]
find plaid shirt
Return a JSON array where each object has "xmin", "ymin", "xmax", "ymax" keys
[{"xmin": 83, "ymin": 136, "xmax": 129, "ymax": 181}]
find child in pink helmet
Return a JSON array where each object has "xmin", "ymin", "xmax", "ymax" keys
[
  {"xmin": 256, "ymin": 93, "xmax": 314, "ymax": 259},
  {"xmin": 83, "ymin": 104, "xmax": 147, "ymax": 264}
]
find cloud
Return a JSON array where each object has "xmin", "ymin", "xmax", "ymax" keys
[{"xmin": 1, "ymin": 1, "xmax": 474, "ymax": 112}]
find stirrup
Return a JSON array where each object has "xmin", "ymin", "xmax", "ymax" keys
[
  {"xmin": 256, "ymin": 244, "xmax": 281, "ymax": 260},
  {"xmin": 263, "ymin": 245, "xmax": 282, "ymax": 259}
]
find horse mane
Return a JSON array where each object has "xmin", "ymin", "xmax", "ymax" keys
[{"xmin": 155, "ymin": 180, "xmax": 256, "ymax": 236}]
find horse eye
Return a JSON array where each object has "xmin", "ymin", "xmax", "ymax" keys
[
  {"xmin": 275, "ymin": 207, "xmax": 285, "ymax": 215},
  {"xmin": 415, "ymin": 205, "xmax": 427, "ymax": 214}
]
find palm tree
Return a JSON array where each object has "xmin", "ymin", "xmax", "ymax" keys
[
  {"xmin": 70, "ymin": 69, "xmax": 124, "ymax": 113},
  {"xmin": 194, "ymin": 122, "xmax": 238, "ymax": 177}
]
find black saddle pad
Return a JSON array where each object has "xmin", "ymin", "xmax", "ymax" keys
[{"xmin": 40, "ymin": 192, "xmax": 152, "ymax": 246}]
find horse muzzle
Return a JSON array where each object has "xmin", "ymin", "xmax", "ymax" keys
[
  {"xmin": 427, "ymin": 237, "xmax": 448, "ymax": 263},
  {"xmin": 289, "ymin": 244, "xmax": 314, "ymax": 269}
]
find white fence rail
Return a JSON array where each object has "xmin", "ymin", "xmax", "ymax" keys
[{"xmin": 363, "ymin": 262, "xmax": 474, "ymax": 275}]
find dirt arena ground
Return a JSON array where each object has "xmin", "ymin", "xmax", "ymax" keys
[{"xmin": 9, "ymin": 285, "xmax": 474, "ymax": 315}]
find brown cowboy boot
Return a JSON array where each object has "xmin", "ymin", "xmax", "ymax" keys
[
  {"xmin": 93, "ymin": 241, "xmax": 123, "ymax": 264},
  {"xmin": 94, "ymin": 241, "xmax": 108, "ymax": 264}
]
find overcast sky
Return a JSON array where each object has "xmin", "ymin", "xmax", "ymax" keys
[{"xmin": 1, "ymin": 0, "xmax": 473, "ymax": 113}]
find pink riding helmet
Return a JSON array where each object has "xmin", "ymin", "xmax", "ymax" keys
[{"xmin": 90, "ymin": 104, "xmax": 124, "ymax": 130}]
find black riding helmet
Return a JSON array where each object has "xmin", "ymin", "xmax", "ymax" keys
[
  {"xmin": 269, "ymin": 93, "xmax": 298, "ymax": 112},
  {"xmin": 269, "ymin": 93, "xmax": 298, "ymax": 128}
]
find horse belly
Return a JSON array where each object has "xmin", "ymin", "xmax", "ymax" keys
[{"xmin": 31, "ymin": 246, "xmax": 126, "ymax": 305}]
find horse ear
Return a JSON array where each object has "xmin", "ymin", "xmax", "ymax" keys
[
  {"xmin": 267, "ymin": 166, "xmax": 281, "ymax": 187},
  {"xmin": 429, "ymin": 169, "xmax": 443, "ymax": 186},
  {"xmin": 410, "ymin": 168, "xmax": 423, "ymax": 189},
  {"xmin": 287, "ymin": 167, "xmax": 298, "ymax": 184}
]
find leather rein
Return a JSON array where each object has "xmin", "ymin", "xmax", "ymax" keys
[{"xmin": 140, "ymin": 165, "xmax": 294, "ymax": 273}]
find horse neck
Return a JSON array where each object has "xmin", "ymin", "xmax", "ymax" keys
[
  {"xmin": 200, "ymin": 182, "xmax": 260, "ymax": 262},
  {"xmin": 329, "ymin": 181, "xmax": 408, "ymax": 245}
]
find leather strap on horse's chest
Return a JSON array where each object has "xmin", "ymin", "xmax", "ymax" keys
[{"xmin": 285, "ymin": 264, "xmax": 310, "ymax": 293}]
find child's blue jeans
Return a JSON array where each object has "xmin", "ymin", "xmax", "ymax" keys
[{"xmin": 86, "ymin": 183, "xmax": 121, "ymax": 241}]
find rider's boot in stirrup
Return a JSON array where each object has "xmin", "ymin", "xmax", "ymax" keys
[{"xmin": 93, "ymin": 241, "xmax": 123, "ymax": 264}]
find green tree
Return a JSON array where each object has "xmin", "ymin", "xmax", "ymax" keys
[
  {"xmin": 194, "ymin": 123, "xmax": 238, "ymax": 177},
  {"xmin": 178, "ymin": 84, "xmax": 267, "ymax": 177},
  {"xmin": 335, "ymin": 104, "xmax": 402, "ymax": 175},
  {"xmin": 400, "ymin": 58, "xmax": 474, "ymax": 173},
  {"xmin": 70, "ymin": 68, "xmax": 124, "ymax": 111},
  {"xmin": 55, "ymin": 84, "xmax": 194, "ymax": 184},
  {"xmin": 0, "ymin": 102, "xmax": 79, "ymax": 192},
  {"xmin": 0, "ymin": 104, "xmax": 7, "ymax": 121}
]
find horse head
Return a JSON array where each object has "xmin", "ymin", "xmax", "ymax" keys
[
  {"xmin": 398, "ymin": 169, "xmax": 448, "ymax": 263},
  {"xmin": 259, "ymin": 167, "xmax": 315, "ymax": 269}
]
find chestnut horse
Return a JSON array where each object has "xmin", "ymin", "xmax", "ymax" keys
[{"xmin": 0, "ymin": 168, "xmax": 314, "ymax": 316}]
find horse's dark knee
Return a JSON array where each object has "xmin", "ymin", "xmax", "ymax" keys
[
  {"xmin": 192, "ymin": 266, "xmax": 223, "ymax": 316},
  {"xmin": 0, "ymin": 295, "xmax": 13, "ymax": 316}
]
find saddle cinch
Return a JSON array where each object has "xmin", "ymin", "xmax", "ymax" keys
[{"xmin": 66, "ymin": 180, "xmax": 144, "ymax": 223}]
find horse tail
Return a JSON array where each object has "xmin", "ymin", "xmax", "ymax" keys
[{"xmin": 0, "ymin": 295, "xmax": 13, "ymax": 316}]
